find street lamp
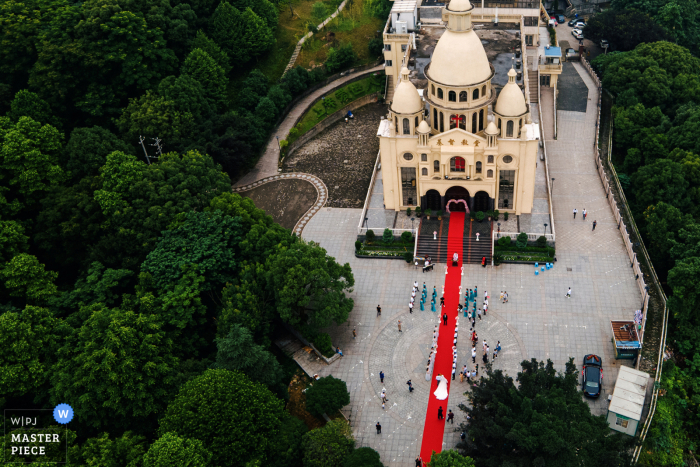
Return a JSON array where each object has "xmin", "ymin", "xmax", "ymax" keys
[
  {"xmin": 544, "ymin": 223, "xmax": 548, "ymax": 236},
  {"xmin": 411, "ymin": 217, "xmax": 415, "ymax": 236},
  {"xmin": 551, "ymin": 177, "xmax": 555, "ymax": 194},
  {"xmin": 276, "ymin": 136, "xmax": 281, "ymax": 151},
  {"xmin": 497, "ymin": 222, "xmax": 501, "ymax": 238},
  {"xmin": 364, "ymin": 217, "xmax": 369, "ymax": 229}
]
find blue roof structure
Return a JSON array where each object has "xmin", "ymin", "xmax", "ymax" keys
[{"xmin": 544, "ymin": 46, "xmax": 561, "ymax": 57}]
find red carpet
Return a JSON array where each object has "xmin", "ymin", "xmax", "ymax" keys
[{"xmin": 419, "ymin": 212, "xmax": 465, "ymax": 463}]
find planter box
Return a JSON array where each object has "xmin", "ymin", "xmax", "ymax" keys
[{"xmin": 355, "ymin": 253, "xmax": 407, "ymax": 260}]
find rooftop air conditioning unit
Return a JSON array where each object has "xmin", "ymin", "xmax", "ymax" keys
[{"xmin": 396, "ymin": 21, "xmax": 408, "ymax": 34}]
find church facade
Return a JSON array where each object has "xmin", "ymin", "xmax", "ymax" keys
[{"xmin": 377, "ymin": 0, "xmax": 540, "ymax": 215}]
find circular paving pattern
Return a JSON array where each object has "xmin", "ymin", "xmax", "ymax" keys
[
  {"xmin": 365, "ymin": 307, "xmax": 526, "ymax": 427},
  {"xmin": 233, "ymin": 172, "xmax": 328, "ymax": 236}
]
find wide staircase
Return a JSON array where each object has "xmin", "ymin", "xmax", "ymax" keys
[
  {"xmin": 415, "ymin": 214, "xmax": 492, "ymax": 264},
  {"xmin": 385, "ymin": 75, "xmax": 395, "ymax": 103}
]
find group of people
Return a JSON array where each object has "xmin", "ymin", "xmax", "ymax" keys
[{"xmin": 573, "ymin": 207, "xmax": 597, "ymax": 231}]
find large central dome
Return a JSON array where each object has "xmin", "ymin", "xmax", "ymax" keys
[{"xmin": 426, "ymin": 29, "xmax": 492, "ymax": 86}]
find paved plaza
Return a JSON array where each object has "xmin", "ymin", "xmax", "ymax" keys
[{"xmin": 300, "ymin": 63, "xmax": 641, "ymax": 466}]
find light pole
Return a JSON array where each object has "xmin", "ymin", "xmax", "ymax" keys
[
  {"xmin": 411, "ymin": 217, "xmax": 415, "ymax": 236},
  {"xmin": 544, "ymin": 223, "xmax": 548, "ymax": 236},
  {"xmin": 364, "ymin": 217, "xmax": 369, "ymax": 229},
  {"xmin": 551, "ymin": 177, "xmax": 555, "ymax": 194},
  {"xmin": 276, "ymin": 136, "xmax": 281, "ymax": 151},
  {"xmin": 497, "ymin": 222, "xmax": 501, "ymax": 238}
]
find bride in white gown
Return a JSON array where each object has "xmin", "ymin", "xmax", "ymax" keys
[{"xmin": 434, "ymin": 374, "xmax": 449, "ymax": 400}]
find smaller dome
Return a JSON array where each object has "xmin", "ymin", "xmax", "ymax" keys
[
  {"xmin": 447, "ymin": 0, "xmax": 472, "ymax": 11},
  {"xmin": 417, "ymin": 120, "xmax": 431, "ymax": 133},
  {"xmin": 391, "ymin": 68, "xmax": 422, "ymax": 115},
  {"xmin": 485, "ymin": 121, "xmax": 498, "ymax": 135},
  {"xmin": 494, "ymin": 68, "xmax": 527, "ymax": 117}
]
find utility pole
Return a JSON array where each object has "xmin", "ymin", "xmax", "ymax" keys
[
  {"xmin": 139, "ymin": 136, "xmax": 151, "ymax": 165},
  {"xmin": 138, "ymin": 136, "xmax": 163, "ymax": 165},
  {"xmin": 151, "ymin": 137, "xmax": 163, "ymax": 158}
]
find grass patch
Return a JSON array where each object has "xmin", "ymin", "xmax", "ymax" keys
[
  {"xmin": 297, "ymin": 0, "xmax": 384, "ymax": 69},
  {"xmin": 286, "ymin": 74, "xmax": 384, "ymax": 142}
]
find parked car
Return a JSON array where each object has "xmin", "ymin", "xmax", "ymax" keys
[
  {"xmin": 575, "ymin": 20, "xmax": 586, "ymax": 28},
  {"xmin": 565, "ymin": 48, "xmax": 579, "ymax": 61},
  {"xmin": 572, "ymin": 29, "xmax": 584, "ymax": 39},
  {"xmin": 557, "ymin": 14, "xmax": 565, "ymax": 23},
  {"xmin": 568, "ymin": 18, "xmax": 578, "ymax": 26},
  {"xmin": 582, "ymin": 354, "xmax": 603, "ymax": 398},
  {"xmin": 600, "ymin": 39, "xmax": 609, "ymax": 48}
]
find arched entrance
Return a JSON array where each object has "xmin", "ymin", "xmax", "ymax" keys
[
  {"xmin": 473, "ymin": 191, "xmax": 491, "ymax": 212},
  {"xmin": 425, "ymin": 189, "xmax": 441, "ymax": 211},
  {"xmin": 445, "ymin": 186, "xmax": 470, "ymax": 212}
]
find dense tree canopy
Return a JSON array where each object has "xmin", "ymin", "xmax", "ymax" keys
[
  {"xmin": 457, "ymin": 359, "xmax": 634, "ymax": 466},
  {"xmin": 302, "ymin": 419, "xmax": 355, "ymax": 467}
]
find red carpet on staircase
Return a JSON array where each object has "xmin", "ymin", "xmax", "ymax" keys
[{"xmin": 419, "ymin": 212, "xmax": 465, "ymax": 463}]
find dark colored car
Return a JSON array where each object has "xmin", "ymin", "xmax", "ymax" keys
[
  {"xmin": 582, "ymin": 354, "xmax": 603, "ymax": 398},
  {"xmin": 557, "ymin": 14, "xmax": 565, "ymax": 23},
  {"xmin": 568, "ymin": 19, "xmax": 578, "ymax": 26}
]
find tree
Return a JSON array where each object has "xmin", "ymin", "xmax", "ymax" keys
[
  {"xmin": 51, "ymin": 306, "xmax": 178, "ymax": 431},
  {"xmin": 158, "ymin": 74, "xmax": 217, "ymax": 127},
  {"xmin": 191, "ymin": 30, "xmax": 231, "ymax": 74},
  {"xmin": 668, "ymin": 103, "xmax": 700, "ymax": 155},
  {"xmin": 643, "ymin": 202, "xmax": 693, "ymax": 273},
  {"xmin": 268, "ymin": 414, "xmax": 307, "ymax": 467},
  {"xmin": 64, "ymin": 126, "xmax": 133, "ymax": 181},
  {"xmin": 158, "ymin": 369, "xmax": 285, "ymax": 467},
  {"xmin": 667, "ymin": 257, "xmax": 700, "ymax": 354},
  {"xmin": 0, "ymin": 254, "xmax": 58, "ymax": 303},
  {"xmin": 344, "ymin": 447, "xmax": 384, "ymax": 467},
  {"xmin": 241, "ymin": 8, "xmax": 275, "ymax": 60},
  {"xmin": 429, "ymin": 450, "xmax": 474, "ymax": 467},
  {"xmin": 515, "ymin": 232, "xmax": 528, "ymax": 248},
  {"xmin": 302, "ymin": 419, "xmax": 354, "ymax": 467},
  {"xmin": 583, "ymin": 9, "xmax": 667, "ymax": 51},
  {"xmin": 312, "ymin": 2, "xmax": 328, "ymax": 22},
  {"xmin": 368, "ymin": 38, "xmax": 384, "ymax": 57},
  {"xmin": 232, "ymin": 0, "xmax": 278, "ymax": 28},
  {"xmin": 182, "ymin": 48, "xmax": 229, "ymax": 109},
  {"xmin": 116, "ymin": 92, "xmax": 195, "ymax": 147},
  {"xmin": 0, "ymin": 220, "xmax": 28, "ymax": 263},
  {"xmin": 631, "ymin": 159, "xmax": 691, "ymax": 213},
  {"xmin": 267, "ymin": 241, "xmax": 354, "ymax": 330},
  {"xmin": 382, "ymin": 228, "xmax": 393, "ymax": 243},
  {"xmin": 7, "ymin": 90, "xmax": 56, "ymax": 127},
  {"xmin": 267, "ymin": 85, "xmax": 292, "ymax": 112},
  {"xmin": 209, "ymin": 1, "xmax": 247, "ymax": 62},
  {"xmin": 0, "ymin": 116, "xmax": 64, "ymax": 217},
  {"xmin": 325, "ymin": 44, "xmax": 357, "ymax": 73},
  {"xmin": 305, "ymin": 375, "xmax": 350, "ymax": 417},
  {"xmin": 212, "ymin": 324, "xmax": 283, "ymax": 388},
  {"xmin": 457, "ymin": 358, "xmax": 634, "ymax": 466},
  {"xmin": 79, "ymin": 432, "xmax": 148, "ymax": 467},
  {"xmin": 143, "ymin": 432, "xmax": 212, "ymax": 467},
  {"xmin": 254, "ymin": 97, "xmax": 279, "ymax": 127},
  {"xmin": 283, "ymin": 67, "xmax": 311, "ymax": 95},
  {"xmin": 0, "ymin": 306, "xmax": 64, "ymax": 400}
]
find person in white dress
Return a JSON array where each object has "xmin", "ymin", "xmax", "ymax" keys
[{"xmin": 434, "ymin": 374, "xmax": 449, "ymax": 400}]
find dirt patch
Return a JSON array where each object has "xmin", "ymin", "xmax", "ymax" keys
[
  {"xmin": 240, "ymin": 179, "xmax": 318, "ymax": 230},
  {"xmin": 287, "ymin": 372, "xmax": 326, "ymax": 430},
  {"xmin": 284, "ymin": 102, "xmax": 386, "ymax": 208}
]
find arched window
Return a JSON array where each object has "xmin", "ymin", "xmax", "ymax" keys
[
  {"xmin": 433, "ymin": 109, "xmax": 438, "ymax": 129},
  {"xmin": 476, "ymin": 161, "xmax": 482, "ymax": 173},
  {"xmin": 487, "ymin": 155, "xmax": 494, "ymax": 163},
  {"xmin": 498, "ymin": 118, "xmax": 502, "ymax": 133},
  {"xmin": 479, "ymin": 109, "xmax": 484, "ymax": 131},
  {"xmin": 395, "ymin": 116, "xmax": 398, "ymax": 130},
  {"xmin": 421, "ymin": 153, "xmax": 428, "ymax": 161},
  {"xmin": 482, "ymin": 85, "xmax": 486, "ymax": 97},
  {"xmin": 459, "ymin": 114, "xmax": 466, "ymax": 130},
  {"xmin": 415, "ymin": 116, "xmax": 419, "ymax": 129},
  {"xmin": 434, "ymin": 160, "xmax": 440, "ymax": 172},
  {"xmin": 432, "ymin": 84, "xmax": 435, "ymax": 95},
  {"xmin": 439, "ymin": 112, "xmax": 444, "ymax": 132},
  {"xmin": 472, "ymin": 88, "xmax": 479, "ymax": 100},
  {"xmin": 487, "ymin": 169, "xmax": 493, "ymax": 178},
  {"xmin": 451, "ymin": 157, "xmax": 466, "ymax": 172},
  {"xmin": 437, "ymin": 88, "xmax": 444, "ymax": 99},
  {"xmin": 459, "ymin": 91, "xmax": 468, "ymax": 102},
  {"xmin": 450, "ymin": 114, "xmax": 458, "ymax": 129},
  {"xmin": 472, "ymin": 113, "xmax": 477, "ymax": 133},
  {"xmin": 448, "ymin": 91, "xmax": 456, "ymax": 102},
  {"xmin": 422, "ymin": 168, "xmax": 428, "ymax": 176},
  {"xmin": 506, "ymin": 120, "xmax": 514, "ymax": 137},
  {"xmin": 403, "ymin": 118, "xmax": 410, "ymax": 135}
]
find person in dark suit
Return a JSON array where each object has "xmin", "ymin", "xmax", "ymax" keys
[
  {"xmin": 442, "ymin": 313, "xmax": 448, "ymax": 325},
  {"xmin": 438, "ymin": 406, "xmax": 444, "ymax": 420}
]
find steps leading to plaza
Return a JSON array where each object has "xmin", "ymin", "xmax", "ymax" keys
[
  {"xmin": 416, "ymin": 216, "xmax": 492, "ymax": 264},
  {"xmin": 385, "ymin": 75, "xmax": 395, "ymax": 103},
  {"xmin": 529, "ymin": 72, "xmax": 539, "ymax": 103}
]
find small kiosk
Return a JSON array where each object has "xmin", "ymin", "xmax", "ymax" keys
[
  {"xmin": 607, "ymin": 366, "xmax": 649, "ymax": 436},
  {"xmin": 610, "ymin": 320, "xmax": 640, "ymax": 360}
]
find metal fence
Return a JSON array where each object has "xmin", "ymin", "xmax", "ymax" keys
[{"xmin": 579, "ymin": 57, "xmax": 670, "ymax": 464}]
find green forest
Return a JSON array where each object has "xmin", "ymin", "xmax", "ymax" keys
[
  {"xmin": 592, "ymin": 40, "xmax": 700, "ymax": 465},
  {"xmin": 0, "ymin": 0, "xmax": 401, "ymax": 465}
]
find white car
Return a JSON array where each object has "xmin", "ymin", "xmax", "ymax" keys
[
  {"xmin": 572, "ymin": 29, "xmax": 584, "ymax": 39},
  {"xmin": 575, "ymin": 21, "xmax": 586, "ymax": 28}
]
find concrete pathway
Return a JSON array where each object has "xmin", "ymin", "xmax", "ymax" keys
[{"xmin": 234, "ymin": 65, "xmax": 384, "ymax": 188}]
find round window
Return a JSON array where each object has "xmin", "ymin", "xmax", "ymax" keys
[
  {"xmin": 403, "ymin": 153, "xmax": 414, "ymax": 161},
  {"xmin": 502, "ymin": 155, "xmax": 513, "ymax": 164}
]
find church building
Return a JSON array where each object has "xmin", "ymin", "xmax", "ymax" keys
[{"xmin": 377, "ymin": 0, "xmax": 540, "ymax": 215}]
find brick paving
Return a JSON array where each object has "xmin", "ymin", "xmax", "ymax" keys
[{"xmin": 294, "ymin": 62, "xmax": 641, "ymax": 466}]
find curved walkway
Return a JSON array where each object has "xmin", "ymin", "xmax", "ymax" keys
[
  {"xmin": 234, "ymin": 64, "xmax": 384, "ymax": 188},
  {"xmin": 233, "ymin": 172, "xmax": 328, "ymax": 236}
]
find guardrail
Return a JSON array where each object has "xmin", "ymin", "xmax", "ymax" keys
[
  {"xmin": 358, "ymin": 150, "xmax": 381, "ymax": 234},
  {"xmin": 578, "ymin": 58, "xmax": 669, "ymax": 464},
  {"xmin": 537, "ymin": 68, "xmax": 556, "ymax": 242},
  {"xmin": 495, "ymin": 231, "xmax": 555, "ymax": 242}
]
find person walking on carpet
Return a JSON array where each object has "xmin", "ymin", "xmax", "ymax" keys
[{"xmin": 437, "ymin": 406, "xmax": 444, "ymax": 420}]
